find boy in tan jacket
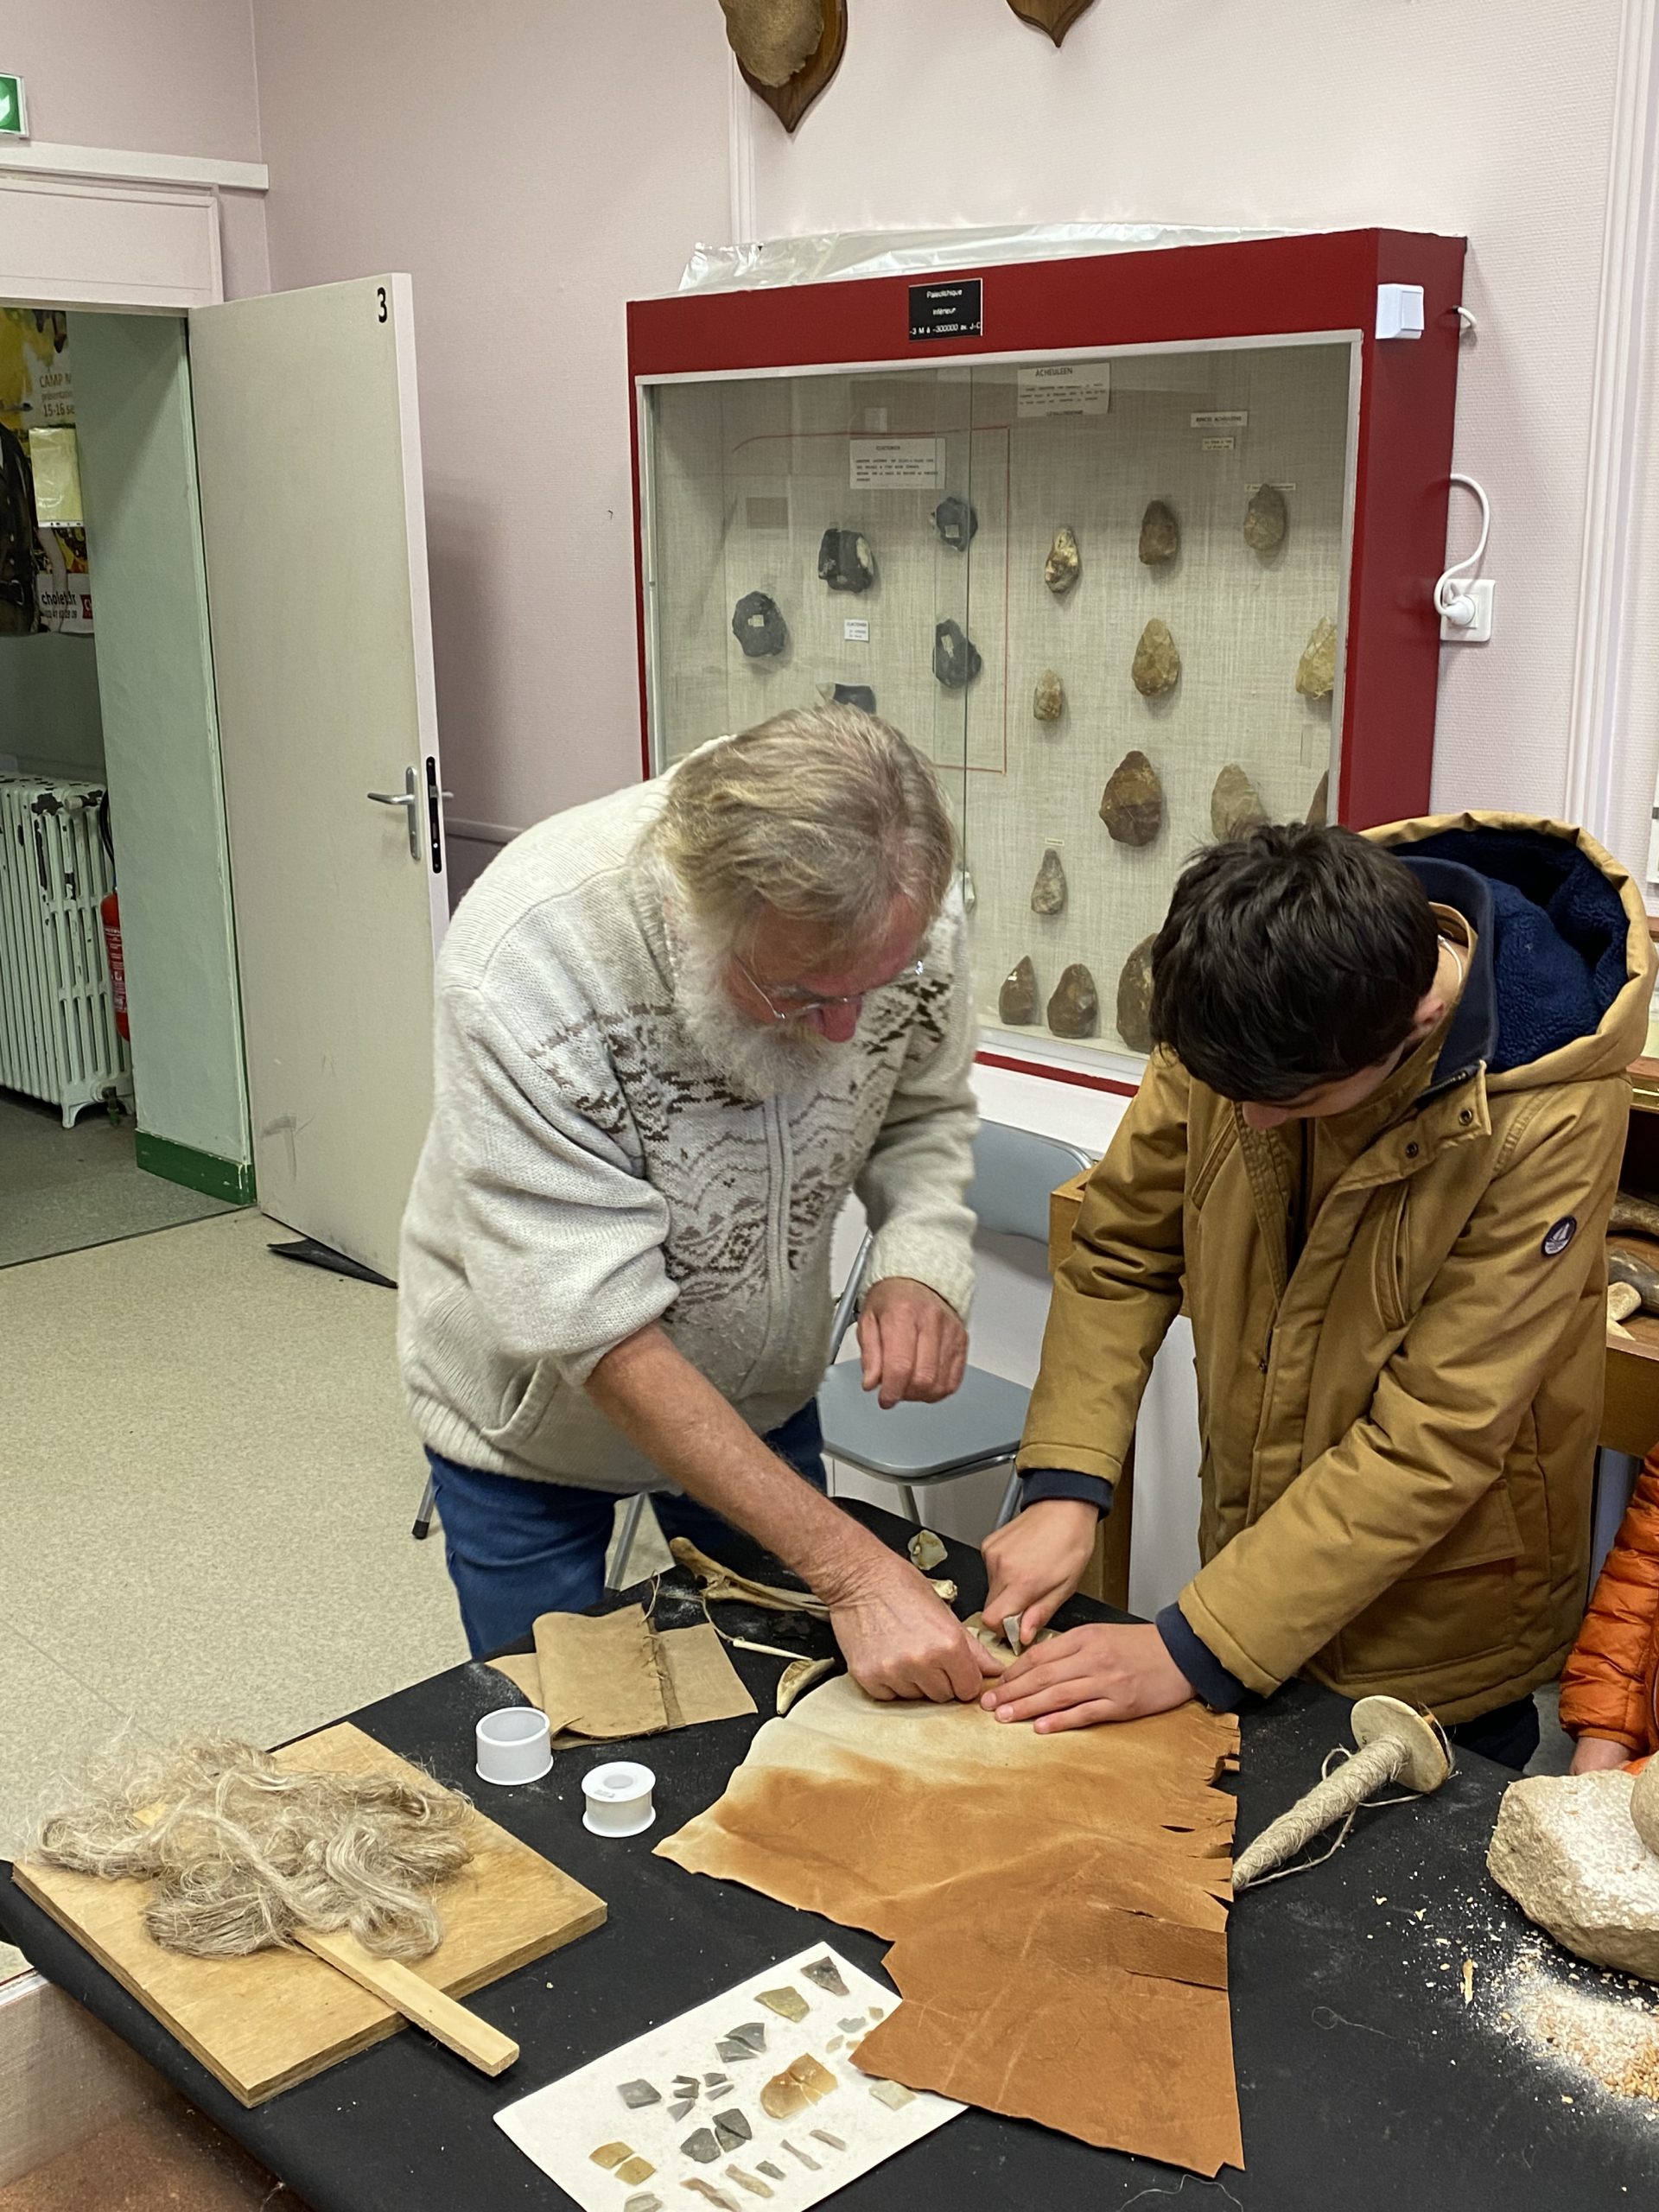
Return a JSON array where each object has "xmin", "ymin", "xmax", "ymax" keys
[{"xmin": 982, "ymin": 815, "xmax": 1653, "ymax": 1770}]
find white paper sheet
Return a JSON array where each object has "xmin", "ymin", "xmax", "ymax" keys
[{"xmin": 495, "ymin": 1943, "xmax": 962, "ymax": 2211}]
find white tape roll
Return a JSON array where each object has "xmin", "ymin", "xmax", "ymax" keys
[
  {"xmin": 582, "ymin": 1760, "xmax": 656, "ymax": 1837},
  {"xmin": 475, "ymin": 1706, "xmax": 553, "ymax": 1786}
]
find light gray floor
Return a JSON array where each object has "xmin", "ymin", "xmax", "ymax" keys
[
  {"xmin": 0, "ymin": 1210, "xmax": 470, "ymax": 1979},
  {"xmin": 0, "ymin": 1091, "xmax": 234, "ymax": 1270}
]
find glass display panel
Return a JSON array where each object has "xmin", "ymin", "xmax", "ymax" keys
[{"xmin": 641, "ymin": 339, "xmax": 1357, "ymax": 1072}]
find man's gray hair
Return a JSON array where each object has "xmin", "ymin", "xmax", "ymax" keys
[{"xmin": 647, "ymin": 705, "xmax": 956, "ymax": 954}]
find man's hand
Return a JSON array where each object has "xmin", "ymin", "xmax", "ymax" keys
[
  {"xmin": 857, "ymin": 1277, "xmax": 968, "ymax": 1409},
  {"xmin": 827, "ymin": 1553, "xmax": 1003, "ymax": 1703},
  {"xmin": 981, "ymin": 1622, "xmax": 1193, "ymax": 1733},
  {"xmin": 1570, "ymin": 1734, "xmax": 1634, "ymax": 1775},
  {"xmin": 981, "ymin": 1497, "xmax": 1100, "ymax": 1645}
]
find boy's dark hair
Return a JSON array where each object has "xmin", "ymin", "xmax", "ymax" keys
[{"xmin": 1148, "ymin": 823, "xmax": 1440, "ymax": 1103}]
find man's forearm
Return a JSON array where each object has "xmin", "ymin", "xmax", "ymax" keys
[{"xmin": 585, "ymin": 1323, "xmax": 893, "ymax": 1603}]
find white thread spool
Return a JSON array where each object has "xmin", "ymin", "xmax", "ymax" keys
[
  {"xmin": 474, "ymin": 1707, "xmax": 553, "ymax": 1786},
  {"xmin": 582, "ymin": 1761, "xmax": 656, "ymax": 1838}
]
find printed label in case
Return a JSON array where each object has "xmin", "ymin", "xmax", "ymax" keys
[
  {"xmin": 849, "ymin": 437, "xmax": 942, "ymax": 489},
  {"xmin": 908, "ymin": 279, "xmax": 982, "ymax": 342},
  {"xmin": 843, "ymin": 618, "xmax": 870, "ymax": 642},
  {"xmin": 1192, "ymin": 410, "xmax": 1249, "ymax": 428},
  {"xmin": 1202, "ymin": 436, "xmax": 1236, "ymax": 452},
  {"xmin": 1018, "ymin": 364, "xmax": 1111, "ymax": 418}
]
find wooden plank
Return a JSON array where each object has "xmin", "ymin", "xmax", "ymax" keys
[{"xmin": 13, "ymin": 1723, "xmax": 604, "ymax": 2107}]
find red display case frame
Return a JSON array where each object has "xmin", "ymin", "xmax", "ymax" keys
[{"xmin": 626, "ymin": 228, "xmax": 1467, "ymax": 1094}]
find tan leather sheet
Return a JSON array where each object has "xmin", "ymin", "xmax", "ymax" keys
[
  {"xmin": 489, "ymin": 1607, "xmax": 755, "ymax": 1747},
  {"xmin": 656, "ymin": 1671, "xmax": 1243, "ymax": 2175}
]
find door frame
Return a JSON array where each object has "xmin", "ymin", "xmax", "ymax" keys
[{"xmin": 3, "ymin": 160, "xmax": 267, "ymax": 1192}]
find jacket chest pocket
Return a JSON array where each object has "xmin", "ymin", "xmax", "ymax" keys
[{"xmin": 1367, "ymin": 1185, "xmax": 1411, "ymax": 1333}]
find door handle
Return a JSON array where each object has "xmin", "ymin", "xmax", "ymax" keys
[{"xmin": 369, "ymin": 767, "xmax": 455, "ymax": 866}]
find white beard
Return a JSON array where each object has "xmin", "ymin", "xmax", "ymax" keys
[{"xmin": 664, "ymin": 900, "xmax": 846, "ymax": 1101}]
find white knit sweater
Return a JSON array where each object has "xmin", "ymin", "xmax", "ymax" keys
[{"xmin": 397, "ymin": 776, "xmax": 979, "ymax": 1491}]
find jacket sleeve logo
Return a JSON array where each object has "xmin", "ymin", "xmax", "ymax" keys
[{"xmin": 1541, "ymin": 1215, "xmax": 1578, "ymax": 1257}]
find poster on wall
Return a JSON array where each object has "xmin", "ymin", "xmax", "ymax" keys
[{"xmin": 0, "ymin": 308, "xmax": 92, "ymax": 634}]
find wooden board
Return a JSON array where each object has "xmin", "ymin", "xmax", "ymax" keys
[{"xmin": 12, "ymin": 1722, "xmax": 605, "ymax": 2107}]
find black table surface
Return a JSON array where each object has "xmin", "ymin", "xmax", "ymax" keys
[{"xmin": 3, "ymin": 1502, "xmax": 1651, "ymax": 2209}]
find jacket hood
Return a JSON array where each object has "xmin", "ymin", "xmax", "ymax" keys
[{"xmin": 1370, "ymin": 810, "xmax": 1653, "ymax": 1091}]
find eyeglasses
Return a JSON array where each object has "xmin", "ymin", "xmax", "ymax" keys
[{"xmin": 732, "ymin": 950, "xmax": 926, "ymax": 1024}]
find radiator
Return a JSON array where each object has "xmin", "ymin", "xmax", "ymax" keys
[{"xmin": 0, "ymin": 776, "xmax": 132, "ymax": 1127}]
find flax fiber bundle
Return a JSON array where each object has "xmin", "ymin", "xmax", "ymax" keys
[{"xmin": 35, "ymin": 1737, "xmax": 472, "ymax": 1961}]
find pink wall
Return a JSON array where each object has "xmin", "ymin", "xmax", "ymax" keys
[
  {"xmin": 251, "ymin": 0, "xmax": 731, "ymax": 836},
  {"xmin": 5, "ymin": 0, "xmax": 270, "ymax": 296}
]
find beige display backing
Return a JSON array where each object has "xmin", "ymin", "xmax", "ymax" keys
[{"xmin": 642, "ymin": 340, "xmax": 1355, "ymax": 1063}]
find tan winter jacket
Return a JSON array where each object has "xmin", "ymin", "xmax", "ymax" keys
[{"xmin": 1019, "ymin": 812, "xmax": 1655, "ymax": 1723}]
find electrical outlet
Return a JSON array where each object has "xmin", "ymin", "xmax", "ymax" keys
[{"xmin": 1440, "ymin": 577, "xmax": 1496, "ymax": 644}]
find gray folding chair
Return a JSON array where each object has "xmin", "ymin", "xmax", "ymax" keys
[{"xmin": 816, "ymin": 1118, "xmax": 1095, "ymax": 1529}]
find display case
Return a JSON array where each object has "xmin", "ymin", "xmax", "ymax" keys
[{"xmin": 627, "ymin": 230, "xmax": 1466, "ymax": 1089}]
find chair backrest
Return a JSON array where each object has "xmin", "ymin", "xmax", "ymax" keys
[
  {"xmin": 964, "ymin": 1119, "xmax": 1096, "ymax": 1244},
  {"xmin": 827, "ymin": 1118, "xmax": 1096, "ymax": 1357}
]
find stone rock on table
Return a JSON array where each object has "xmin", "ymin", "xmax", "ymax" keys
[
  {"xmin": 1099, "ymin": 750, "xmax": 1163, "ymax": 847},
  {"xmin": 1033, "ymin": 669, "xmax": 1065, "ymax": 722},
  {"xmin": 1488, "ymin": 1771, "xmax": 1659, "ymax": 1980}
]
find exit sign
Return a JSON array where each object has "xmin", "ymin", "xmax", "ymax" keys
[{"xmin": 0, "ymin": 76, "xmax": 27, "ymax": 138}]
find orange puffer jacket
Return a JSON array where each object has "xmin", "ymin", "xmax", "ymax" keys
[{"xmin": 1559, "ymin": 1450, "xmax": 1659, "ymax": 1755}]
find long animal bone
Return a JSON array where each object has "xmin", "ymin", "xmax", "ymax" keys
[
  {"xmin": 1232, "ymin": 1696, "xmax": 1449, "ymax": 1891},
  {"xmin": 668, "ymin": 1536, "xmax": 957, "ymax": 1612},
  {"xmin": 1611, "ymin": 1192, "xmax": 1659, "ymax": 1242}
]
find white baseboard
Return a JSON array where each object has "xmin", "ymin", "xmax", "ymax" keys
[{"xmin": 0, "ymin": 1970, "xmax": 161, "ymax": 2188}]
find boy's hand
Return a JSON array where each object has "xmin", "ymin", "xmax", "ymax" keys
[
  {"xmin": 981, "ymin": 1497, "xmax": 1100, "ymax": 1644},
  {"xmin": 980, "ymin": 1622, "xmax": 1194, "ymax": 1733},
  {"xmin": 1569, "ymin": 1734, "xmax": 1633, "ymax": 1775}
]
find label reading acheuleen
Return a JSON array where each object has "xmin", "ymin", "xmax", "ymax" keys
[
  {"xmin": 1192, "ymin": 409, "xmax": 1249, "ymax": 428},
  {"xmin": 1017, "ymin": 364, "xmax": 1111, "ymax": 417},
  {"xmin": 849, "ymin": 437, "xmax": 942, "ymax": 490}
]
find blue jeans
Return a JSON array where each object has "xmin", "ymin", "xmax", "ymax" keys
[{"xmin": 427, "ymin": 1401, "xmax": 828, "ymax": 1656}]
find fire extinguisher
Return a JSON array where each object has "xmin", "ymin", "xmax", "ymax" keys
[{"xmin": 100, "ymin": 889, "xmax": 130, "ymax": 1041}]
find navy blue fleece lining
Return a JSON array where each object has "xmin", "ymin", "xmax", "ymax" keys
[
  {"xmin": 1402, "ymin": 829, "xmax": 1626, "ymax": 1072},
  {"xmin": 1020, "ymin": 1468, "xmax": 1113, "ymax": 1515},
  {"xmin": 1157, "ymin": 1604, "xmax": 1247, "ymax": 1711}
]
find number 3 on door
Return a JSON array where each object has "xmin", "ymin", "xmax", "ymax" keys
[{"xmin": 376, "ymin": 286, "xmax": 388, "ymax": 324}]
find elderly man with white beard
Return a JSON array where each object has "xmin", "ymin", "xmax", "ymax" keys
[{"xmin": 398, "ymin": 705, "xmax": 998, "ymax": 1705}]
